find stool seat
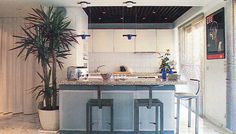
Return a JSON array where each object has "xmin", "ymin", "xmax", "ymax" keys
[
  {"xmin": 135, "ymin": 99, "xmax": 163, "ymax": 105},
  {"xmin": 175, "ymin": 92, "xmax": 197, "ymax": 98},
  {"xmin": 134, "ymin": 99, "xmax": 164, "ymax": 134},
  {"xmin": 87, "ymin": 99, "xmax": 113, "ymax": 107}
]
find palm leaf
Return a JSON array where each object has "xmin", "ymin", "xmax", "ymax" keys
[{"xmin": 12, "ymin": 6, "xmax": 79, "ymax": 109}]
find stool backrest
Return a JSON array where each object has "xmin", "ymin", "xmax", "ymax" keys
[{"xmin": 190, "ymin": 79, "xmax": 200, "ymax": 95}]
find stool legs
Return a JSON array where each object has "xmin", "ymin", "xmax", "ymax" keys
[
  {"xmin": 86, "ymin": 103, "xmax": 93, "ymax": 134},
  {"xmin": 176, "ymin": 98, "xmax": 180, "ymax": 134},
  {"xmin": 86, "ymin": 99, "xmax": 113, "ymax": 134},
  {"xmin": 160, "ymin": 103, "xmax": 164, "ymax": 134},
  {"xmin": 134, "ymin": 100, "xmax": 163, "ymax": 134},
  {"xmin": 155, "ymin": 106, "xmax": 159, "ymax": 134},
  {"xmin": 195, "ymin": 97, "xmax": 199, "ymax": 134},
  {"xmin": 111, "ymin": 104, "xmax": 114, "ymax": 133},
  {"xmin": 89, "ymin": 106, "xmax": 92, "ymax": 133},
  {"xmin": 176, "ymin": 97, "xmax": 199, "ymax": 134},
  {"xmin": 134, "ymin": 100, "xmax": 139, "ymax": 134},
  {"xmin": 86, "ymin": 103, "xmax": 89, "ymax": 133},
  {"xmin": 188, "ymin": 98, "xmax": 192, "ymax": 127}
]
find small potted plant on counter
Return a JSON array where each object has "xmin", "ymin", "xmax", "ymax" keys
[
  {"xmin": 158, "ymin": 49, "xmax": 176, "ymax": 80},
  {"xmin": 11, "ymin": 6, "xmax": 78, "ymax": 131}
]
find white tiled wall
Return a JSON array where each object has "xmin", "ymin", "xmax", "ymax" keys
[{"xmin": 89, "ymin": 52, "xmax": 161, "ymax": 73}]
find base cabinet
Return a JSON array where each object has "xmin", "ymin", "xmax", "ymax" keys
[
  {"xmin": 60, "ymin": 90, "xmax": 174, "ymax": 132},
  {"xmin": 59, "ymin": 90, "xmax": 97, "ymax": 130}
]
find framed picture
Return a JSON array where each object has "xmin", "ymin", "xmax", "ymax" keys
[{"xmin": 206, "ymin": 8, "xmax": 225, "ymax": 59}]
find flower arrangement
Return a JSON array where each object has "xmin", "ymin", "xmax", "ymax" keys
[{"xmin": 158, "ymin": 49, "xmax": 175, "ymax": 73}]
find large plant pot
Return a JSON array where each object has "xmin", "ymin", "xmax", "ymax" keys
[{"xmin": 38, "ymin": 109, "xmax": 59, "ymax": 131}]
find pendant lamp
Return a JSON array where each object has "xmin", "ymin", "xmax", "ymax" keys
[
  {"xmin": 77, "ymin": 1, "xmax": 91, "ymax": 8},
  {"xmin": 123, "ymin": 34, "xmax": 136, "ymax": 40},
  {"xmin": 78, "ymin": 34, "xmax": 91, "ymax": 39},
  {"xmin": 122, "ymin": 1, "xmax": 137, "ymax": 40},
  {"xmin": 78, "ymin": 2, "xmax": 91, "ymax": 40}
]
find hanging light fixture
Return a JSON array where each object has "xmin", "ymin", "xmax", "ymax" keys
[
  {"xmin": 78, "ymin": 34, "xmax": 91, "ymax": 39},
  {"xmin": 77, "ymin": 1, "xmax": 91, "ymax": 8},
  {"xmin": 78, "ymin": 3, "xmax": 92, "ymax": 40},
  {"xmin": 123, "ymin": 1, "xmax": 136, "ymax": 8},
  {"xmin": 122, "ymin": 5, "xmax": 137, "ymax": 40},
  {"xmin": 123, "ymin": 34, "xmax": 137, "ymax": 40}
]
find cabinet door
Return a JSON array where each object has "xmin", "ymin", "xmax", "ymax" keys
[
  {"xmin": 156, "ymin": 30, "xmax": 174, "ymax": 52},
  {"xmin": 135, "ymin": 30, "xmax": 157, "ymax": 52},
  {"xmin": 114, "ymin": 29, "xmax": 135, "ymax": 52},
  {"xmin": 102, "ymin": 91, "xmax": 134, "ymax": 131},
  {"xmin": 92, "ymin": 29, "xmax": 114, "ymax": 52},
  {"xmin": 60, "ymin": 90, "xmax": 97, "ymax": 130},
  {"xmin": 88, "ymin": 30, "xmax": 93, "ymax": 53}
]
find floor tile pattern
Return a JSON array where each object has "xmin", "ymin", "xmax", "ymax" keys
[{"xmin": 0, "ymin": 105, "xmax": 232, "ymax": 134}]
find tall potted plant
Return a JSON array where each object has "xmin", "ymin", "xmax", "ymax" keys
[{"xmin": 11, "ymin": 6, "xmax": 78, "ymax": 130}]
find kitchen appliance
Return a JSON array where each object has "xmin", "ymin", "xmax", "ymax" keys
[
  {"xmin": 67, "ymin": 66, "xmax": 88, "ymax": 80},
  {"xmin": 120, "ymin": 66, "xmax": 127, "ymax": 72}
]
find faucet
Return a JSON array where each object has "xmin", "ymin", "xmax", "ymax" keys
[{"xmin": 95, "ymin": 65, "xmax": 105, "ymax": 73}]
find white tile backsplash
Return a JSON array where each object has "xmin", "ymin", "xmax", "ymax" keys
[{"xmin": 89, "ymin": 52, "xmax": 161, "ymax": 73}]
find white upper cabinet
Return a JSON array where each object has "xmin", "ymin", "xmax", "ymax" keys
[
  {"xmin": 156, "ymin": 29, "xmax": 174, "ymax": 52},
  {"xmin": 114, "ymin": 29, "xmax": 135, "ymax": 52},
  {"xmin": 88, "ymin": 29, "xmax": 174, "ymax": 53},
  {"xmin": 88, "ymin": 30, "xmax": 93, "ymax": 53},
  {"xmin": 135, "ymin": 29, "xmax": 157, "ymax": 52},
  {"xmin": 92, "ymin": 29, "xmax": 114, "ymax": 52}
]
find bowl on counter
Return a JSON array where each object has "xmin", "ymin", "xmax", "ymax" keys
[{"xmin": 100, "ymin": 73, "xmax": 112, "ymax": 80}]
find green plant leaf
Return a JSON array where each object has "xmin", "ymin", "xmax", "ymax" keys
[{"xmin": 12, "ymin": 5, "xmax": 79, "ymax": 109}]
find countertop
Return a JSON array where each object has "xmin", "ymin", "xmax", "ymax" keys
[
  {"xmin": 59, "ymin": 78, "xmax": 186, "ymax": 86},
  {"xmin": 89, "ymin": 72, "xmax": 159, "ymax": 77}
]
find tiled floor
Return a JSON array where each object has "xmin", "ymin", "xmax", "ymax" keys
[
  {"xmin": 177, "ymin": 105, "xmax": 231, "ymax": 134},
  {"xmin": 0, "ymin": 113, "xmax": 40, "ymax": 134},
  {"xmin": 0, "ymin": 105, "xmax": 232, "ymax": 134}
]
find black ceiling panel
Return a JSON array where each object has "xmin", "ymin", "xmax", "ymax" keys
[{"xmin": 83, "ymin": 6, "xmax": 192, "ymax": 23}]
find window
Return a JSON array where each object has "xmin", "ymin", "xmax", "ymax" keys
[{"xmin": 179, "ymin": 20, "xmax": 204, "ymax": 82}]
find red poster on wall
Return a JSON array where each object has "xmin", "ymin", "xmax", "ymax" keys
[{"xmin": 206, "ymin": 8, "xmax": 225, "ymax": 60}]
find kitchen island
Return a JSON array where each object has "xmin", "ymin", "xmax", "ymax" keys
[{"xmin": 59, "ymin": 78, "xmax": 185, "ymax": 134}]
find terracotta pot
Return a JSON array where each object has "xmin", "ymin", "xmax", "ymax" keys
[{"xmin": 38, "ymin": 109, "xmax": 59, "ymax": 131}]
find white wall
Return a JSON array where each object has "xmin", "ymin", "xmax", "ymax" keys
[
  {"xmin": 89, "ymin": 52, "xmax": 160, "ymax": 73},
  {"xmin": 174, "ymin": 0, "xmax": 227, "ymax": 127},
  {"xmin": 88, "ymin": 29, "xmax": 174, "ymax": 73},
  {"xmin": 57, "ymin": 7, "xmax": 88, "ymax": 81},
  {"xmin": 204, "ymin": 3, "xmax": 227, "ymax": 127}
]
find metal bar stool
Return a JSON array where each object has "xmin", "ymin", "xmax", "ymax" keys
[
  {"xmin": 86, "ymin": 86, "xmax": 114, "ymax": 134},
  {"xmin": 134, "ymin": 86, "xmax": 164, "ymax": 134},
  {"xmin": 175, "ymin": 79, "xmax": 200, "ymax": 134}
]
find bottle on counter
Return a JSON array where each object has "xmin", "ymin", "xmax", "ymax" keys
[{"xmin": 161, "ymin": 67, "xmax": 167, "ymax": 80}]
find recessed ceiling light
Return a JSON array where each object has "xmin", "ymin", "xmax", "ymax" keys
[{"xmin": 77, "ymin": 1, "xmax": 91, "ymax": 8}]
